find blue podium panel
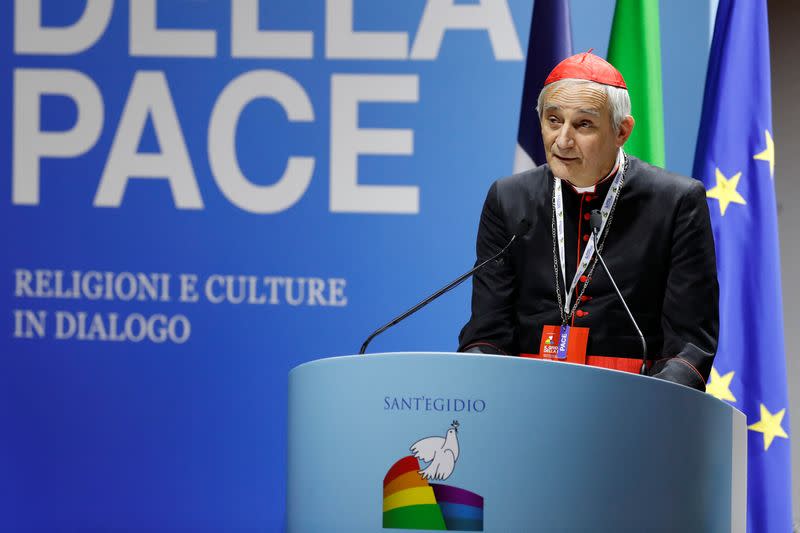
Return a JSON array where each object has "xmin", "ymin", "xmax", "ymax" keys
[{"xmin": 287, "ymin": 353, "xmax": 746, "ymax": 532}]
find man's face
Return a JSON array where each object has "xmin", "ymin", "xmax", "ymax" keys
[{"xmin": 539, "ymin": 82, "xmax": 633, "ymax": 185}]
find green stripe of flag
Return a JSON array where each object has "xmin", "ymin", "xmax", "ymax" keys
[{"xmin": 607, "ymin": 0, "xmax": 666, "ymax": 167}]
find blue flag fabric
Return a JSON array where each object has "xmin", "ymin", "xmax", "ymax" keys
[
  {"xmin": 514, "ymin": 0, "xmax": 572, "ymax": 171},
  {"xmin": 693, "ymin": 1, "xmax": 793, "ymax": 531}
]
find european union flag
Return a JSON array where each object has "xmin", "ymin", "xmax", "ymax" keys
[{"xmin": 693, "ymin": 1, "xmax": 793, "ymax": 530}]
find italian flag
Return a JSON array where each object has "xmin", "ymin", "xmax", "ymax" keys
[{"xmin": 607, "ymin": 0, "xmax": 665, "ymax": 167}]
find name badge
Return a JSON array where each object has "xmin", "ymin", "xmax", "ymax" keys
[{"xmin": 538, "ymin": 325, "xmax": 589, "ymax": 365}]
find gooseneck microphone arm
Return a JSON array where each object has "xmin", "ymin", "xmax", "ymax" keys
[
  {"xmin": 359, "ymin": 219, "xmax": 530, "ymax": 355},
  {"xmin": 589, "ymin": 210, "xmax": 648, "ymax": 375}
]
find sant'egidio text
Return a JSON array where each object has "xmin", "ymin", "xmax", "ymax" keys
[{"xmin": 384, "ymin": 396, "xmax": 485, "ymax": 413}]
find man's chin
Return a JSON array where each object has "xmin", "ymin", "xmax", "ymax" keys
[{"xmin": 547, "ymin": 159, "xmax": 575, "ymax": 180}]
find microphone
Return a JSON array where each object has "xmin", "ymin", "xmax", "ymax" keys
[
  {"xmin": 589, "ymin": 209, "xmax": 648, "ymax": 375},
  {"xmin": 359, "ymin": 219, "xmax": 532, "ymax": 355}
]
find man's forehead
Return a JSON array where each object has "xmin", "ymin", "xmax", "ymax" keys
[
  {"xmin": 542, "ymin": 102, "xmax": 602, "ymax": 116},
  {"xmin": 542, "ymin": 84, "xmax": 609, "ymax": 115}
]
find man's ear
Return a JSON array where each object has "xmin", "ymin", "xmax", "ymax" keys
[{"xmin": 616, "ymin": 115, "xmax": 635, "ymax": 147}]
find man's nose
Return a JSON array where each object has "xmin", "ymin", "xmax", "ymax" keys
[{"xmin": 555, "ymin": 125, "xmax": 575, "ymax": 150}]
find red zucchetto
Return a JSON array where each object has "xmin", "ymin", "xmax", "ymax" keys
[{"xmin": 544, "ymin": 50, "xmax": 627, "ymax": 89}]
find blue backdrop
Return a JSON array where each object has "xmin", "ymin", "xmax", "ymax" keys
[{"xmin": 1, "ymin": 1, "xmax": 713, "ymax": 530}]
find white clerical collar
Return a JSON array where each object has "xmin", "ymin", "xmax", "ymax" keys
[{"xmin": 573, "ymin": 184, "xmax": 597, "ymax": 194}]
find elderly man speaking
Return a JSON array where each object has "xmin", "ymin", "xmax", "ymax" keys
[{"xmin": 458, "ymin": 51, "xmax": 718, "ymax": 391}]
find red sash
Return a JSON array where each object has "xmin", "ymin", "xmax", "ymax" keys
[{"xmin": 519, "ymin": 352, "xmax": 645, "ymax": 374}]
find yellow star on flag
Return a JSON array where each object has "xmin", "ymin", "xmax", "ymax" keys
[
  {"xmin": 748, "ymin": 403, "xmax": 789, "ymax": 451},
  {"xmin": 753, "ymin": 130, "xmax": 775, "ymax": 178},
  {"xmin": 706, "ymin": 367, "xmax": 736, "ymax": 402},
  {"xmin": 706, "ymin": 168, "xmax": 746, "ymax": 216}
]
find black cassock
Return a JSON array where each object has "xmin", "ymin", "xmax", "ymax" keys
[{"xmin": 458, "ymin": 155, "xmax": 719, "ymax": 391}]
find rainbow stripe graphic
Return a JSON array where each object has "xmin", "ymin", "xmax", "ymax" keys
[{"xmin": 383, "ymin": 455, "xmax": 484, "ymax": 531}]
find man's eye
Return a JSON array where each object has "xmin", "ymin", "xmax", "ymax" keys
[
  {"xmin": 548, "ymin": 116, "xmax": 560, "ymax": 124},
  {"xmin": 579, "ymin": 121, "xmax": 593, "ymax": 128}
]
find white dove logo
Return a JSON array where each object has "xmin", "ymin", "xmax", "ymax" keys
[{"xmin": 409, "ymin": 420, "xmax": 460, "ymax": 481}]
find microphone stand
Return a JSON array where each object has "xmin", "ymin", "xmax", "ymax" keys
[
  {"xmin": 591, "ymin": 227, "xmax": 648, "ymax": 375},
  {"xmin": 359, "ymin": 235, "xmax": 517, "ymax": 355}
]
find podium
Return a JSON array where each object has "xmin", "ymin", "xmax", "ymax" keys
[{"xmin": 287, "ymin": 353, "xmax": 746, "ymax": 532}]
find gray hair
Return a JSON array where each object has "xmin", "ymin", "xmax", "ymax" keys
[{"xmin": 536, "ymin": 78, "xmax": 632, "ymax": 130}]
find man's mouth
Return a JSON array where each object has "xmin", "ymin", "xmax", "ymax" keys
[{"xmin": 553, "ymin": 154, "xmax": 579, "ymax": 162}]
